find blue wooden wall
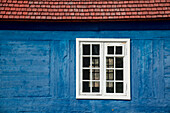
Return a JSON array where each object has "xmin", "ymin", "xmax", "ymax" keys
[{"xmin": 0, "ymin": 21, "xmax": 170, "ymax": 113}]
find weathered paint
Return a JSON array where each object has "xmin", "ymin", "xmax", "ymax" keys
[{"xmin": 0, "ymin": 21, "xmax": 170, "ymax": 113}]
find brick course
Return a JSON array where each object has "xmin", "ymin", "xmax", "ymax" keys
[{"xmin": 0, "ymin": 0, "xmax": 169, "ymax": 21}]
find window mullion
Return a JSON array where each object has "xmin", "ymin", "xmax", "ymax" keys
[
  {"xmin": 103, "ymin": 42, "xmax": 106, "ymax": 96},
  {"xmin": 101, "ymin": 43, "xmax": 104, "ymax": 95},
  {"xmin": 90, "ymin": 44, "xmax": 92, "ymax": 93},
  {"xmin": 114, "ymin": 57, "xmax": 116, "ymax": 93}
]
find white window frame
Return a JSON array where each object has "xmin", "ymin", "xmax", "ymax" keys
[{"xmin": 76, "ymin": 38, "xmax": 130, "ymax": 100}]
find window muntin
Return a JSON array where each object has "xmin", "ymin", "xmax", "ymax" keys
[{"xmin": 76, "ymin": 39, "xmax": 130, "ymax": 100}]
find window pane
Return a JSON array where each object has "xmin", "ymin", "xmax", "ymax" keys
[
  {"xmin": 106, "ymin": 57, "xmax": 114, "ymax": 68},
  {"xmin": 116, "ymin": 70, "xmax": 123, "ymax": 80},
  {"xmin": 83, "ymin": 57, "xmax": 90, "ymax": 67},
  {"xmin": 92, "ymin": 45, "xmax": 99, "ymax": 55},
  {"xmin": 83, "ymin": 82, "xmax": 90, "ymax": 92},
  {"xmin": 83, "ymin": 44, "xmax": 90, "ymax": 55},
  {"xmin": 106, "ymin": 69, "xmax": 114, "ymax": 80},
  {"xmin": 92, "ymin": 82, "xmax": 100, "ymax": 92},
  {"xmin": 116, "ymin": 46, "xmax": 122, "ymax": 54},
  {"xmin": 108, "ymin": 46, "xmax": 114, "ymax": 54},
  {"xmin": 92, "ymin": 57, "xmax": 100, "ymax": 67},
  {"xmin": 83, "ymin": 69, "xmax": 90, "ymax": 80},
  {"xmin": 106, "ymin": 82, "xmax": 114, "ymax": 93},
  {"xmin": 92, "ymin": 69, "xmax": 100, "ymax": 80},
  {"xmin": 116, "ymin": 82, "xmax": 123, "ymax": 93},
  {"xmin": 116, "ymin": 57, "xmax": 123, "ymax": 68}
]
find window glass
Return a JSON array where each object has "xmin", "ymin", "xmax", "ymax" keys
[
  {"xmin": 92, "ymin": 45, "xmax": 99, "ymax": 55},
  {"xmin": 83, "ymin": 45, "xmax": 90, "ymax": 55},
  {"xmin": 108, "ymin": 46, "xmax": 114, "ymax": 54},
  {"xmin": 116, "ymin": 46, "xmax": 122, "ymax": 54}
]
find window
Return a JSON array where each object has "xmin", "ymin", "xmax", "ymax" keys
[{"xmin": 76, "ymin": 38, "xmax": 130, "ymax": 100}]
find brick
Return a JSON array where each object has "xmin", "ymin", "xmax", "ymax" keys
[
  {"xmin": 18, "ymin": 1, "xmax": 23, "ymax": 4},
  {"xmin": 28, "ymin": 12, "xmax": 33, "ymax": 15},
  {"xmin": 25, "ymin": 15, "xmax": 30, "ymax": 19},
  {"xmin": 121, "ymin": 12, "xmax": 126, "ymax": 15},
  {"xmin": 14, "ymin": 15, "xmax": 19, "ymax": 18},
  {"xmin": 4, "ymin": 7, "xmax": 11, "ymax": 10},
  {"xmin": 163, "ymin": 15, "xmax": 168, "ymax": 17},
  {"xmin": 30, "ymin": 16, "xmax": 36, "ymax": 19},
  {"xmin": 85, "ymin": 16, "xmax": 91, "ymax": 19},
  {"xmin": 157, "ymin": 7, "xmax": 163, "ymax": 10},
  {"xmin": 113, "ymin": 16, "xmax": 119, "ymax": 19},
  {"xmin": 8, "ymin": 4, "xmax": 13, "ymax": 7},
  {"xmin": 126, "ymin": 12, "xmax": 132, "ymax": 15},
  {"xmin": 159, "ymin": 11, "xmax": 165, "ymax": 14},
  {"xmin": 71, "ymin": 16, "xmax": 77, "ymax": 19},
  {"xmin": 49, "ymin": 12, "xmax": 54, "ymax": 16},
  {"xmin": 138, "ymin": 12, "xmax": 142, "ymax": 15},
  {"xmin": 66, "ymin": 16, "xmax": 71, "ymax": 19},
  {"xmin": 23, "ymin": 1, "xmax": 28, "ymax": 4},
  {"xmin": 41, "ymin": 16, "xmax": 46, "ymax": 19},
  {"xmin": 0, "ymin": 11, "xmax": 6, "ymax": 14},
  {"xmin": 151, "ymin": 15, "xmax": 157, "ymax": 18},
  {"xmin": 141, "ymin": 15, "xmax": 146, "ymax": 18},
  {"xmin": 54, "ymin": 12, "xmax": 59, "ymax": 16},
  {"xmin": 26, "ymin": 8, "xmax": 32, "ymax": 11},
  {"xmin": 48, "ymin": 9, "xmax": 54, "ymax": 12},
  {"xmin": 116, "ymin": 12, "xmax": 120, "ymax": 15},
  {"xmin": 146, "ymin": 15, "xmax": 152, "ymax": 18},
  {"xmin": 19, "ymin": 15, "xmax": 25, "ymax": 19},
  {"xmin": 149, "ymin": 0, "xmax": 155, "ymax": 3},
  {"xmin": 36, "ymin": 16, "xmax": 41, "ymax": 19},
  {"xmin": 30, "ymin": 4, "xmax": 35, "ymax": 8},
  {"xmin": 17, "ymin": 12, "xmax": 22, "ymax": 15},
  {"xmin": 23, "ymin": 12, "xmax": 28, "ymax": 15},
  {"xmin": 152, "ymin": 8, "xmax": 157, "ymax": 10},
  {"xmin": 165, "ymin": 11, "xmax": 170, "ymax": 14},
  {"xmin": 3, "ymin": 15, "xmax": 9, "ymax": 18},
  {"xmin": 42, "ymin": 9, "xmax": 48, "ymax": 12},
  {"xmin": 143, "ymin": 11, "xmax": 148, "ymax": 15},
  {"xmin": 38, "ymin": 8, "xmax": 43, "ymax": 12},
  {"xmin": 132, "ymin": 12, "xmax": 137, "ymax": 15},
  {"xmin": 156, "ymin": 15, "xmax": 162, "ymax": 18},
  {"xmin": 124, "ymin": 15, "xmax": 130, "ymax": 18},
  {"xmin": 6, "ymin": 11, "xmax": 11, "ymax": 14},
  {"xmin": 75, "ymin": 12, "xmax": 79, "ymax": 16},
  {"xmin": 81, "ymin": 17, "xmax": 87, "ymax": 19},
  {"xmin": 62, "ymin": 16, "xmax": 67, "ymax": 19}
]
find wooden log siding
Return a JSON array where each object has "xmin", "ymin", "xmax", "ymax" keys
[{"xmin": 0, "ymin": 22, "xmax": 170, "ymax": 112}]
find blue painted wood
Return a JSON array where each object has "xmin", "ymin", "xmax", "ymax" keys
[
  {"xmin": 164, "ymin": 39, "xmax": 170, "ymax": 56},
  {"xmin": 53, "ymin": 41, "xmax": 70, "ymax": 99},
  {"xmin": 0, "ymin": 22, "xmax": 170, "ymax": 112},
  {"xmin": 164, "ymin": 39, "xmax": 170, "ymax": 80},
  {"xmin": 69, "ymin": 40, "xmax": 76, "ymax": 99},
  {"xmin": 152, "ymin": 40, "xmax": 164, "ymax": 98},
  {"xmin": 0, "ymin": 30, "xmax": 170, "ymax": 41},
  {"xmin": 0, "ymin": 41, "xmax": 50, "ymax": 98},
  {"xmin": 131, "ymin": 40, "xmax": 140, "ymax": 100},
  {"xmin": 143, "ymin": 40, "xmax": 153, "ymax": 98},
  {"xmin": 164, "ymin": 39, "xmax": 170, "ymax": 100},
  {"xmin": 138, "ymin": 40, "xmax": 145, "ymax": 99},
  {"xmin": 0, "ymin": 21, "xmax": 170, "ymax": 31},
  {"xmin": 49, "ymin": 41, "xmax": 55, "ymax": 97}
]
